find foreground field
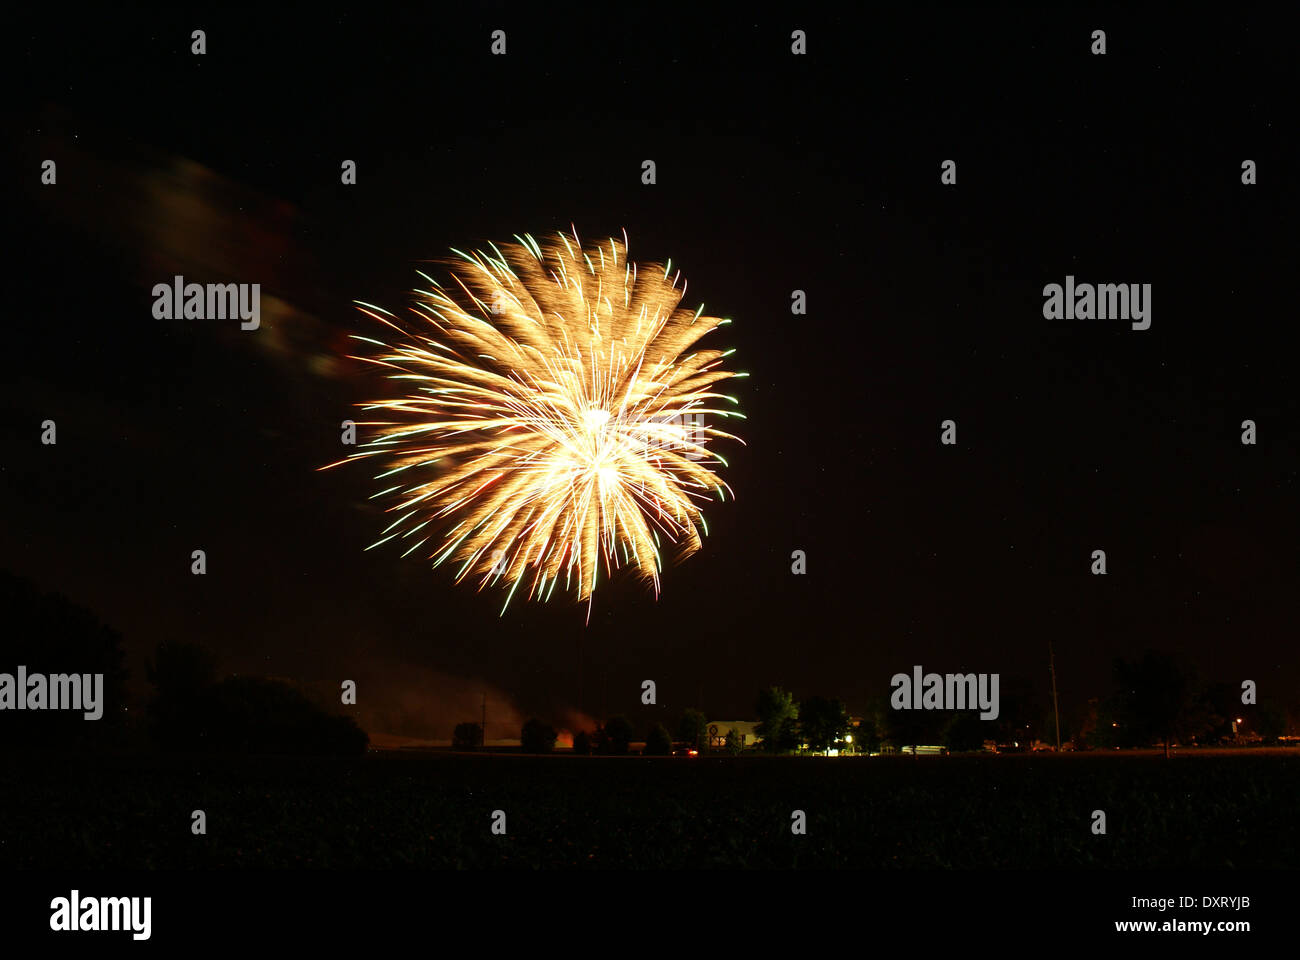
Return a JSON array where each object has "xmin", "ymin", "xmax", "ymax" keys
[{"xmin": 2, "ymin": 752, "xmax": 1297, "ymax": 869}]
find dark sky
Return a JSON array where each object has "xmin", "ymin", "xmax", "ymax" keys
[{"xmin": 8, "ymin": 7, "xmax": 1298, "ymax": 738}]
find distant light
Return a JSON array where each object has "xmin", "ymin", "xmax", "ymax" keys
[
  {"xmin": 844, "ymin": 735, "xmax": 852, "ymax": 743},
  {"xmin": 1236, "ymin": 718, "xmax": 1244, "ymax": 724}
]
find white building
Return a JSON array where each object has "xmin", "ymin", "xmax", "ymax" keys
[{"xmin": 706, "ymin": 721, "xmax": 762, "ymax": 749}]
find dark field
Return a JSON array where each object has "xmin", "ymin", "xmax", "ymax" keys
[{"xmin": 3, "ymin": 752, "xmax": 1297, "ymax": 869}]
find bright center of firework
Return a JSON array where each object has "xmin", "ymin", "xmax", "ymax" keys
[
  {"xmin": 583, "ymin": 407, "xmax": 611, "ymax": 433},
  {"xmin": 331, "ymin": 230, "xmax": 745, "ymax": 609}
]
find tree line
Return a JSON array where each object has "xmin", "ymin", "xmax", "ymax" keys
[
  {"xmin": 458, "ymin": 650, "xmax": 1295, "ymax": 757},
  {"xmin": 1, "ymin": 570, "xmax": 367, "ymax": 756}
]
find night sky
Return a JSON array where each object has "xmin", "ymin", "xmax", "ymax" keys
[{"xmin": 8, "ymin": 8, "xmax": 1298, "ymax": 740}]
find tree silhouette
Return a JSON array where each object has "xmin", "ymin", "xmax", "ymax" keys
[
  {"xmin": 0, "ymin": 570, "xmax": 129, "ymax": 751},
  {"xmin": 881, "ymin": 704, "xmax": 944, "ymax": 754},
  {"xmin": 1113, "ymin": 650, "xmax": 1207, "ymax": 757},
  {"xmin": 146, "ymin": 640, "xmax": 219, "ymax": 750},
  {"xmin": 644, "ymin": 722, "xmax": 672, "ymax": 755},
  {"xmin": 598, "ymin": 715, "xmax": 633, "ymax": 755},
  {"xmin": 676, "ymin": 708, "xmax": 707, "ymax": 749},
  {"xmin": 851, "ymin": 714, "xmax": 881, "ymax": 754},
  {"xmin": 799, "ymin": 695, "xmax": 849, "ymax": 753},
  {"xmin": 452, "ymin": 721, "xmax": 483, "ymax": 750},
  {"xmin": 991, "ymin": 678, "xmax": 1044, "ymax": 748},
  {"xmin": 520, "ymin": 718, "xmax": 557, "ymax": 753},
  {"xmin": 145, "ymin": 640, "xmax": 366, "ymax": 755},
  {"xmin": 1256, "ymin": 700, "xmax": 1287, "ymax": 743},
  {"xmin": 755, "ymin": 687, "xmax": 799, "ymax": 753},
  {"xmin": 942, "ymin": 711, "xmax": 987, "ymax": 752},
  {"xmin": 724, "ymin": 727, "xmax": 743, "ymax": 756}
]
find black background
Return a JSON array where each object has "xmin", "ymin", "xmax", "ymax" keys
[{"xmin": 8, "ymin": 5, "xmax": 1298, "ymax": 737}]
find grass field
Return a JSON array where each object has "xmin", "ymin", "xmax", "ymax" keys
[{"xmin": 2, "ymin": 751, "xmax": 1297, "ymax": 869}]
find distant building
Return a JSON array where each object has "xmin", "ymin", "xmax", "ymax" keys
[{"xmin": 707, "ymin": 721, "xmax": 761, "ymax": 749}]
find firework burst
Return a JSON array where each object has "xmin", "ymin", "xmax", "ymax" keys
[{"xmin": 324, "ymin": 228, "xmax": 745, "ymax": 613}]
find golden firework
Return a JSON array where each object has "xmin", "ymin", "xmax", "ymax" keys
[{"xmin": 325, "ymin": 229, "xmax": 745, "ymax": 612}]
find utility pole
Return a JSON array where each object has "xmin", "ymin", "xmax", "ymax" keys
[
  {"xmin": 481, "ymin": 692, "xmax": 487, "ymax": 749},
  {"xmin": 697, "ymin": 681, "xmax": 704, "ymax": 749},
  {"xmin": 1049, "ymin": 642, "xmax": 1062, "ymax": 752}
]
